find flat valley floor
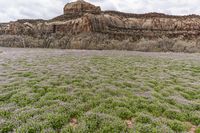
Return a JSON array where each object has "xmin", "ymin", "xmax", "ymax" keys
[{"xmin": 0, "ymin": 47, "xmax": 199, "ymax": 133}]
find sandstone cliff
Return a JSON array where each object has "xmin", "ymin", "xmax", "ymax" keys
[{"xmin": 1, "ymin": 0, "xmax": 200, "ymax": 52}]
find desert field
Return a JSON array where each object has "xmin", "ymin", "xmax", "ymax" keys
[{"xmin": 0, "ymin": 47, "xmax": 199, "ymax": 133}]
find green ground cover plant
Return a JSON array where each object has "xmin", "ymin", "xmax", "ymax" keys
[{"xmin": 0, "ymin": 48, "xmax": 199, "ymax": 132}]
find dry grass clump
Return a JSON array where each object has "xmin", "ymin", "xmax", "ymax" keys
[{"xmin": 1, "ymin": 33, "xmax": 200, "ymax": 53}]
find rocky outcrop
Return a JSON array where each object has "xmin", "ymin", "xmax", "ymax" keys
[
  {"xmin": 64, "ymin": 0, "xmax": 101, "ymax": 14},
  {"xmin": 1, "ymin": 0, "xmax": 200, "ymax": 51}
]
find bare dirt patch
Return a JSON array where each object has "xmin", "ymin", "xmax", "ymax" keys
[{"xmin": 189, "ymin": 126, "xmax": 196, "ymax": 133}]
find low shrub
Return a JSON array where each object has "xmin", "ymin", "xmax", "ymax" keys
[
  {"xmin": 47, "ymin": 113, "xmax": 69, "ymax": 130},
  {"xmin": 115, "ymin": 107, "xmax": 133, "ymax": 119},
  {"xmin": 1, "ymin": 33, "xmax": 200, "ymax": 53},
  {"xmin": 167, "ymin": 120, "xmax": 187, "ymax": 132},
  {"xmin": 16, "ymin": 122, "xmax": 42, "ymax": 133},
  {"xmin": 163, "ymin": 109, "xmax": 185, "ymax": 121},
  {"xmin": 0, "ymin": 122, "xmax": 14, "ymax": 133},
  {"xmin": 135, "ymin": 113, "xmax": 152, "ymax": 124},
  {"xmin": 196, "ymin": 126, "xmax": 200, "ymax": 133},
  {"xmin": 80, "ymin": 112, "xmax": 127, "ymax": 133}
]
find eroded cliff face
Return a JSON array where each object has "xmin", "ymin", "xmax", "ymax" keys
[
  {"xmin": 1, "ymin": 0, "xmax": 200, "ymax": 51},
  {"xmin": 2, "ymin": 13, "xmax": 200, "ymax": 38}
]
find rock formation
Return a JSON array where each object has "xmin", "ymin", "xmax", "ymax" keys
[
  {"xmin": 1, "ymin": 0, "xmax": 200, "ymax": 51},
  {"xmin": 64, "ymin": 0, "xmax": 101, "ymax": 14}
]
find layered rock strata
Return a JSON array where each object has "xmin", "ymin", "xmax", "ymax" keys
[{"xmin": 1, "ymin": 0, "xmax": 200, "ymax": 50}]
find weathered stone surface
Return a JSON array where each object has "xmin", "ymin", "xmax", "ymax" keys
[
  {"xmin": 1, "ymin": 0, "xmax": 200, "ymax": 50},
  {"xmin": 1, "ymin": 0, "xmax": 200, "ymax": 39},
  {"xmin": 64, "ymin": 0, "xmax": 101, "ymax": 14}
]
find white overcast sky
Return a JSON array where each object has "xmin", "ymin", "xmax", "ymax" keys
[{"xmin": 0, "ymin": 0, "xmax": 199, "ymax": 22}]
